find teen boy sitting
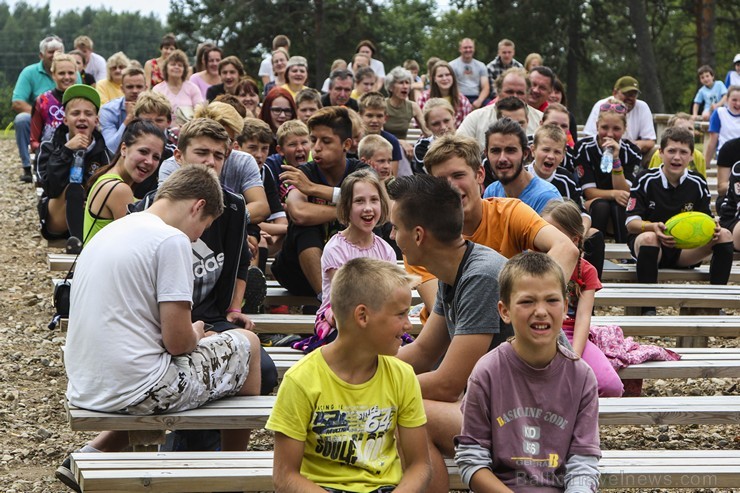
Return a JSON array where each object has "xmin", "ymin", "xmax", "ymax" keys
[
  {"xmin": 133, "ymin": 118, "xmax": 277, "ymax": 450},
  {"xmin": 388, "ymin": 174, "xmax": 508, "ymax": 493},
  {"xmin": 267, "ymin": 258, "xmax": 431, "ymax": 493},
  {"xmin": 271, "ymin": 106, "xmax": 368, "ymax": 298},
  {"xmin": 455, "ymin": 252, "xmax": 600, "ymax": 492},
  {"xmin": 405, "ymin": 135, "xmax": 578, "ymax": 323},
  {"xmin": 37, "ymin": 84, "xmax": 110, "ymax": 253},
  {"xmin": 58, "ymin": 165, "xmax": 262, "ymax": 491},
  {"xmin": 718, "ymin": 154, "xmax": 740, "ymax": 251},
  {"xmin": 626, "ymin": 126, "xmax": 734, "ymax": 315}
]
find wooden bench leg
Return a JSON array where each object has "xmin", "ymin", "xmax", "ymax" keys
[
  {"xmin": 128, "ymin": 430, "xmax": 165, "ymax": 452},
  {"xmin": 677, "ymin": 307, "xmax": 715, "ymax": 347}
]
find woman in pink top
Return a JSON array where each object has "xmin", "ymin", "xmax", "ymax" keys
[
  {"xmin": 153, "ymin": 50, "xmax": 204, "ymax": 123},
  {"xmin": 190, "ymin": 45, "xmax": 223, "ymax": 98}
]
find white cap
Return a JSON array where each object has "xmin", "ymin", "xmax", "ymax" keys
[{"xmin": 734, "ymin": 54, "xmax": 740, "ymax": 64}]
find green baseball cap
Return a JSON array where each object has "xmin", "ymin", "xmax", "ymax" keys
[
  {"xmin": 62, "ymin": 84, "xmax": 101, "ymax": 110},
  {"xmin": 614, "ymin": 76, "xmax": 640, "ymax": 94}
]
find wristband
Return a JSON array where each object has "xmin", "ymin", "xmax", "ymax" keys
[
  {"xmin": 641, "ymin": 221, "xmax": 651, "ymax": 232},
  {"xmin": 612, "ymin": 169, "xmax": 624, "ymax": 175},
  {"xmin": 226, "ymin": 308, "xmax": 242, "ymax": 314},
  {"xmin": 612, "ymin": 158, "xmax": 622, "ymax": 170},
  {"xmin": 332, "ymin": 187, "xmax": 341, "ymax": 205}
]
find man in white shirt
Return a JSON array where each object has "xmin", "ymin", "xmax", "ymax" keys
[
  {"xmin": 583, "ymin": 75, "xmax": 656, "ymax": 156},
  {"xmin": 74, "ymin": 35, "xmax": 107, "ymax": 84}
]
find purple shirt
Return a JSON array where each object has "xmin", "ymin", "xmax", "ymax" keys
[{"xmin": 456, "ymin": 342, "xmax": 601, "ymax": 491}]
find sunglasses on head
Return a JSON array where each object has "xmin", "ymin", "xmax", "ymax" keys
[{"xmin": 599, "ymin": 102, "xmax": 627, "ymax": 114}]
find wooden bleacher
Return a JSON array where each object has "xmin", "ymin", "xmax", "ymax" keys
[
  {"xmin": 265, "ymin": 346, "xmax": 740, "ymax": 380},
  {"xmin": 67, "ymin": 394, "xmax": 740, "ymax": 433},
  {"xmin": 69, "ymin": 449, "xmax": 740, "ymax": 491}
]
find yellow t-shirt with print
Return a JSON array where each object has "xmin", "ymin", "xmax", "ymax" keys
[{"xmin": 266, "ymin": 349, "xmax": 426, "ymax": 492}]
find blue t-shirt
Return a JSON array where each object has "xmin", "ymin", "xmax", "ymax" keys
[
  {"xmin": 482, "ymin": 174, "xmax": 563, "ymax": 214},
  {"xmin": 694, "ymin": 81, "xmax": 727, "ymax": 107}
]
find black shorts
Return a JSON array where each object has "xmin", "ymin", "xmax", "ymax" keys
[
  {"xmin": 37, "ymin": 196, "xmax": 69, "ymax": 241},
  {"xmin": 627, "ymin": 235, "xmax": 693, "ymax": 268}
]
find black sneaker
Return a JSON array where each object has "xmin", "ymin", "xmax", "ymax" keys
[
  {"xmin": 65, "ymin": 236, "xmax": 82, "ymax": 255},
  {"xmin": 243, "ymin": 266, "xmax": 267, "ymax": 314},
  {"xmin": 20, "ymin": 168, "xmax": 32, "ymax": 183},
  {"xmin": 55, "ymin": 456, "xmax": 81, "ymax": 493},
  {"xmin": 641, "ymin": 307, "xmax": 657, "ymax": 316},
  {"xmin": 259, "ymin": 333, "xmax": 302, "ymax": 347}
]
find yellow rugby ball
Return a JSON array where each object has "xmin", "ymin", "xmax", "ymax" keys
[{"xmin": 664, "ymin": 211, "xmax": 715, "ymax": 249}]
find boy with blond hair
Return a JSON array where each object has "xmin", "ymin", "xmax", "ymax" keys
[
  {"xmin": 265, "ymin": 119, "xmax": 311, "ymax": 201},
  {"xmin": 359, "ymin": 134, "xmax": 393, "ymax": 180},
  {"xmin": 132, "ymin": 90, "xmax": 176, "ymax": 197},
  {"xmin": 268, "ymin": 257, "xmax": 431, "ymax": 493},
  {"xmin": 648, "ymin": 112, "xmax": 706, "ymax": 177},
  {"xmin": 455, "ymin": 251, "xmax": 601, "ymax": 492},
  {"xmin": 359, "ymin": 91, "xmax": 403, "ymax": 175}
]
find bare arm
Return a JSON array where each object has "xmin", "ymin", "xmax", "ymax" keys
[
  {"xmin": 12, "ymin": 100, "xmax": 32, "ymax": 114},
  {"xmin": 273, "ymin": 432, "xmax": 326, "ymax": 493},
  {"xmin": 416, "ymin": 279, "xmax": 438, "ymax": 310},
  {"xmin": 280, "ymin": 165, "xmax": 335, "ymax": 202},
  {"xmin": 395, "ymin": 425, "xmax": 432, "ymax": 493},
  {"xmin": 159, "ymin": 301, "xmax": 203, "ymax": 355},
  {"xmin": 284, "ymin": 188, "xmax": 337, "ymax": 226},
  {"xmin": 571, "ymin": 289, "xmax": 594, "ymax": 356},
  {"xmin": 473, "ymin": 76, "xmax": 490, "ymax": 109},
  {"xmin": 244, "ymin": 186, "xmax": 270, "ymax": 224},
  {"xmin": 259, "ymin": 217, "xmax": 288, "ymax": 237},
  {"xmin": 704, "ymin": 133, "xmax": 719, "ymax": 173},
  {"xmin": 225, "ymin": 278, "xmax": 255, "ymax": 330},
  {"xmin": 718, "ymin": 165, "xmax": 730, "ymax": 198},
  {"xmin": 144, "ymin": 60, "xmax": 153, "ymax": 88},
  {"xmin": 691, "ymin": 102, "xmax": 701, "ymax": 119},
  {"xmin": 633, "ymin": 139, "xmax": 656, "ymax": 155},
  {"xmin": 417, "ymin": 332, "xmax": 493, "ymax": 402},
  {"xmin": 397, "ymin": 311, "xmax": 449, "ymax": 376},
  {"xmin": 411, "ymin": 101, "xmax": 431, "ymax": 136},
  {"xmin": 533, "ymin": 224, "xmax": 579, "ymax": 281}
]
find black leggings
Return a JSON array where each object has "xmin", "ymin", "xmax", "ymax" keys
[{"xmin": 589, "ymin": 199, "xmax": 628, "ymax": 243}]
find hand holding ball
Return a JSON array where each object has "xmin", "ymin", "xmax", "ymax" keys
[{"xmin": 663, "ymin": 212, "xmax": 715, "ymax": 249}]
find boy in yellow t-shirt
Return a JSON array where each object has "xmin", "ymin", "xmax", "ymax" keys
[
  {"xmin": 648, "ymin": 113, "xmax": 706, "ymax": 177},
  {"xmin": 267, "ymin": 258, "xmax": 430, "ymax": 493}
]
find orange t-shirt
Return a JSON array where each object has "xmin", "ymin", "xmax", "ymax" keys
[{"xmin": 404, "ymin": 198, "xmax": 548, "ymax": 283}]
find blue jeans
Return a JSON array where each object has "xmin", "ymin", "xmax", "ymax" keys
[{"xmin": 14, "ymin": 112, "xmax": 31, "ymax": 168}]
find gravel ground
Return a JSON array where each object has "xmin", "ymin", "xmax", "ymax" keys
[{"xmin": 0, "ymin": 138, "xmax": 737, "ymax": 492}]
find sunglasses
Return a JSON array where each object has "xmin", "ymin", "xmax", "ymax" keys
[
  {"xmin": 599, "ymin": 102, "xmax": 627, "ymax": 114},
  {"xmin": 270, "ymin": 107, "xmax": 293, "ymax": 115}
]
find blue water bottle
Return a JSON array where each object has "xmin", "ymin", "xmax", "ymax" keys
[
  {"xmin": 69, "ymin": 150, "xmax": 85, "ymax": 184},
  {"xmin": 600, "ymin": 146, "xmax": 613, "ymax": 173}
]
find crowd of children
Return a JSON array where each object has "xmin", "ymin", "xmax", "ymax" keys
[{"xmin": 13, "ymin": 31, "xmax": 740, "ymax": 493}]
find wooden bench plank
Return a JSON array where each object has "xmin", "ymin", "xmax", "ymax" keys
[
  {"xmin": 248, "ymin": 314, "xmax": 740, "ymax": 339},
  {"xmin": 264, "ymin": 284, "xmax": 740, "ymax": 309},
  {"xmin": 70, "ymin": 450, "xmax": 740, "ymax": 491},
  {"xmin": 265, "ymin": 346, "xmax": 740, "ymax": 380},
  {"xmin": 602, "ymin": 262, "xmax": 740, "ymax": 282},
  {"xmin": 604, "ymin": 243, "xmax": 740, "ymax": 261},
  {"xmin": 66, "ymin": 395, "xmax": 740, "ymax": 433}
]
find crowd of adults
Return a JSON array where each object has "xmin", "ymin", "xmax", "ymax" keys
[{"xmin": 12, "ymin": 31, "xmax": 740, "ymax": 493}]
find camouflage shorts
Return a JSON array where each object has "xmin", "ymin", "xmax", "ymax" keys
[{"xmin": 122, "ymin": 331, "xmax": 251, "ymax": 415}]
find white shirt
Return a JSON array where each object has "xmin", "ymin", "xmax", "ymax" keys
[
  {"xmin": 457, "ymin": 104, "xmax": 543, "ymax": 150},
  {"xmin": 85, "ymin": 52, "xmax": 108, "ymax": 84},
  {"xmin": 259, "ymin": 55, "xmax": 274, "ymax": 82},
  {"xmin": 583, "ymin": 97, "xmax": 656, "ymax": 142},
  {"xmin": 65, "ymin": 212, "xmax": 194, "ymax": 412}
]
